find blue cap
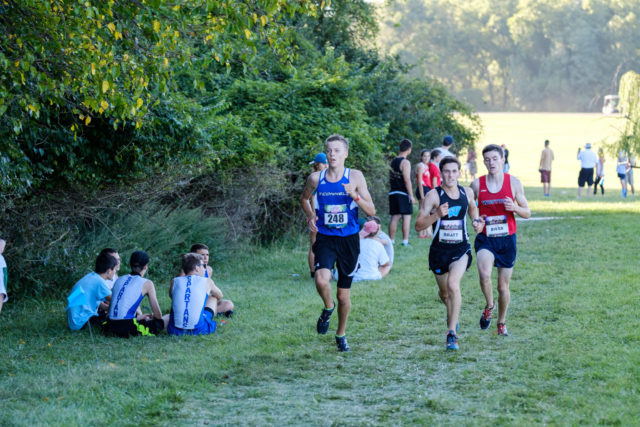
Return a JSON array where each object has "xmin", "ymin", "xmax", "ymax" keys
[
  {"xmin": 443, "ymin": 135, "xmax": 454, "ymax": 146},
  {"xmin": 309, "ymin": 153, "xmax": 327, "ymax": 164}
]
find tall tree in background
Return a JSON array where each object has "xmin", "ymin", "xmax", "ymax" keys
[{"xmin": 379, "ymin": 0, "xmax": 640, "ymax": 111}]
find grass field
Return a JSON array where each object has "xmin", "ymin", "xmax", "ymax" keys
[{"xmin": 2, "ymin": 114, "xmax": 639, "ymax": 425}]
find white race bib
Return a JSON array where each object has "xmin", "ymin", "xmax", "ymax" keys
[
  {"xmin": 324, "ymin": 204, "xmax": 348, "ymax": 228},
  {"xmin": 439, "ymin": 219, "xmax": 463, "ymax": 244},
  {"xmin": 485, "ymin": 215, "xmax": 509, "ymax": 237}
]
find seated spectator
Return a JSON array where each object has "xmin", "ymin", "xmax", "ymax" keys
[
  {"xmin": 178, "ymin": 243, "xmax": 234, "ymax": 317},
  {"xmin": 0, "ymin": 239, "xmax": 7, "ymax": 314},
  {"xmin": 100, "ymin": 248, "xmax": 121, "ymax": 290},
  {"xmin": 66, "ymin": 252, "xmax": 117, "ymax": 331},
  {"xmin": 104, "ymin": 251, "xmax": 168, "ymax": 337},
  {"xmin": 367, "ymin": 216, "xmax": 394, "ymax": 267},
  {"xmin": 353, "ymin": 220, "xmax": 391, "ymax": 282},
  {"xmin": 167, "ymin": 253, "xmax": 227, "ymax": 336}
]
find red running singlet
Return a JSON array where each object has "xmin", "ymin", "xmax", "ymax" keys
[{"xmin": 478, "ymin": 174, "xmax": 517, "ymax": 236}]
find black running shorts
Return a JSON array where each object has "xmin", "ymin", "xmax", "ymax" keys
[
  {"xmin": 313, "ymin": 233, "xmax": 360, "ymax": 289},
  {"xmin": 429, "ymin": 245, "xmax": 472, "ymax": 275},
  {"xmin": 388, "ymin": 192, "xmax": 413, "ymax": 215}
]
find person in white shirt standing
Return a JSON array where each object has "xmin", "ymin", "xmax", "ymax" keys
[{"xmin": 577, "ymin": 142, "xmax": 598, "ymax": 198}]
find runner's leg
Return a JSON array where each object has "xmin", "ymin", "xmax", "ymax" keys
[
  {"xmin": 336, "ymin": 287, "xmax": 350, "ymax": 336},
  {"xmin": 476, "ymin": 249, "xmax": 495, "ymax": 308},
  {"xmin": 389, "ymin": 214, "xmax": 400, "ymax": 242},
  {"xmin": 315, "ymin": 268, "xmax": 334, "ymax": 309},
  {"xmin": 496, "ymin": 267, "xmax": 513, "ymax": 324}
]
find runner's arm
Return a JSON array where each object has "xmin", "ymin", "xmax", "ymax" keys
[
  {"xmin": 344, "ymin": 170, "xmax": 376, "ymax": 217},
  {"xmin": 300, "ymin": 172, "xmax": 320, "ymax": 232},
  {"xmin": 509, "ymin": 177, "xmax": 531, "ymax": 219},
  {"xmin": 415, "ymin": 190, "xmax": 440, "ymax": 231}
]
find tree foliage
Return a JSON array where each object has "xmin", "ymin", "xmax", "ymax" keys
[
  {"xmin": 0, "ymin": 0, "xmax": 317, "ymax": 194},
  {"xmin": 379, "ymin": 0, "xmax": 640, "ymax": 111},
  {"xmin": 617, "ymin": 70, "xmax": 640, "ymax": 155}
]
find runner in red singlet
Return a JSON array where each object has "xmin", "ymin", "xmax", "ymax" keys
[{"xmin": 470, "ymin": 144, "xmax": 530, "ymax": 336}]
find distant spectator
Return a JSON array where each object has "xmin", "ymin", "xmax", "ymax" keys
[
  {"xmin": 66, "ymin": 252, "xmax": 117, "ymax": 331},
  {"xmin": 466, "ymin": 149, "xmax": 477, "ymax": 182},
  {"xmin": 367, "ymin": 216, "xmax": 394, "ymax": 267},
  {"xmin": 628, "ymin": 154, "xmax": 636, "ymax": 196},
  {"xmin": 353, "ymin": 221, "xmax": 390, "ymax": 282},
  {"xmin": 99, "ymin": 248, "xmax": 121, "ymax": 290},
  {"xmin": 180, "ymin": 244, "xmax": 234, "ymax": 317},
  {"xmin": 539, "ymin": 139, "xmax": 554, "ymax": 197},
  {"xmin": 501, "ymin": 144, "xmax": 510, "ymax": 173},
  {"xmin": 438, "ymin": 135, "xmax": 455, "ymax": 159},
  {"xmin": 429, "ymin": 149, "xmax": 443, "ymax": 189},
  {"xmin": 104, "ymin": 250, "xmax": 168, "ymax": 338},
  {"xmin": 0, "ymin": 239, "xmax": 7, "ymax": 314},
  {"xmin": 168, "ymin": 253, "xmax": 225, "ymax": 336},
  {"xmin": 577, "ymin": 143, "xmax": 598, "ymax": 198},
  {"xmin": 388, "ymin": 139, "xmax": 414, "ymax": 246},
  {"xmin": 594, "ymin": 149, "xmax": 605, "ymax": 195},
  {"xmin": 617, "ymin": 151, "xmax": 630, "ymax": 198},
  {"xmin": 415, "ymin": 149, "xmax": 431, "ymax": 205}
]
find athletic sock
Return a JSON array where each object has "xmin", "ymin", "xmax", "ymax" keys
[
  {"xmin": 402, "ymin": 239, "xmax": 409, "ymax": 245},
  {"xmin": 335, "ymin": 334, "xmax": 345, "ymax": 338}
]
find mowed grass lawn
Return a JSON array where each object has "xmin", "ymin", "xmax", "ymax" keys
[
  {"xmin": 2, "ymin": 188, "xmax": 639, "ymax": 426},
  {"xmin": 2, "ymin": 113, "xmax": 639, "ymax": 425}
]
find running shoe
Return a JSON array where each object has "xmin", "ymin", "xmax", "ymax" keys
[
  {"xmin": 479, "ymin": 302, "xmax": 495, "ymax": 330},
  {"xmin": 497, "ymin": 323, "xmax": 509, "ymax": 336},
  {"xmin": 446, "ymin": 331, "xmax": 459, "ymax": 350},
  {"xmin": 401, "ymin": 242, "xmax": 411, "ymax": 247},
  {"xmin": 316, "ymin": 302, "xmax": 335, "ymax": 334},
  {"xmin": 335, "ymin": 335, "xmax": 351, "ymax": 352}
]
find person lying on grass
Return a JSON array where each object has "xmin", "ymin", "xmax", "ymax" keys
[
  {"xmin": 66, "ymin": 252, "xmax": 117, "ymax": 331},
  {"xmin": 167, "ymin": 253, "xmax": 226, "ymax": 336},
  {"xmin": 104, "ymin": 250, "xmax": 169, "ymax": 338}
]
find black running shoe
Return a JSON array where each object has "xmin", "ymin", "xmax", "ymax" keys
[
  {"xmin": 335, "ymin": 335, "xmax": 351, "ymax": 352},
  {"xmin": 316, "ymin": 303, "xmax": 335, "ymax": 334},
  {"xmin": 479, "ymin": 302, "xmax": 495, "ymax": 330},
  {"xmin": 446, "ymin": 331, "xmax": 459, "ymax": 350}
]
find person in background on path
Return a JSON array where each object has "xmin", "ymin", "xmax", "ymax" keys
[
  {"xmin": 168, "ymin": 253, "xmax": 223, "ymax": 336},
  {"xmin": 539, "ymin": 139, "xmax": 554, "ymax": 197},
  {"xmin": 438, "ymin": 135, "xmax": 455, "ymax": 159},
  {"xmin": 577, "ymin": 142, "xmax": 598, "ymax": 198},
  {"xmin": 100, "ymin": 248, "xmax": 121, "ymax": 290},
  {"xmin": 594, "ymin": 149, "xmax": 605, "ymax": 195},
  {"xmin": 466, "ymin": 149, "xmax": 477, "ymax": 183},
  {"xmin": 388, "ymin": 139, "xmax": 414, "ymax": 247},
  {"xmin": 307, "ymin": 153, "xmax": 329, "ymax": 278},
  {"xmin": 352, "ymin": 220, "xmax": 391, "ymax": 282},
  {"xmin": 415, "ymin": 149, "xmax": 433, "ymax": 239},
  {"xmin": 617, "ymin": 151, "xmax": 629, "ymax": 198},
  {"xmin": 66, "ymin": 252, "xmax": 117, "ymax": 331},
  {"xmin": 0, "ymin": 239, "xmax": 7, "ymax": 314},
  {"xmin": 104, "ymin": 250, "xmax": 168, "ymax": 337},
  {"xmin": 300, "ymin": 134, "xmax": 376, "ymax": 352},
  {"xmin": 501, "ymin": 144, "xmax": 510, "ymax": 173},
  {"xmin": 627, "ymin": 154, "xmax": 635, "ymax": 196},
  {"xmin": 415, "ymin": 157, "xmax": 480, "ymax": 351},
  {"xmin": 471, "ymin": 144, "xmax": 531, "ymax": 337}
]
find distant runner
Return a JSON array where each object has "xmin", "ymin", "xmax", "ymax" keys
[
  {"xmin": 300, "ymin": 134, "xmax": 376, "ymax": 352},
  {"xmin": 415, "ymin": 157, "xmax": 480, "ymax": 350},
  {"xmin": 471, "ymin": 144, "xmax": 531, "ymax": 336}
]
